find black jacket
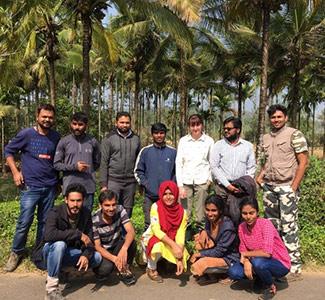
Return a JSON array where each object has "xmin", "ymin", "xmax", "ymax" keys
[{"xmin": 43, "ymin": 203, "xmax": 95, "ymax": 260}]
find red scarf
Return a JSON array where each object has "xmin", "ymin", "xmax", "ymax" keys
[{"xmin": 146, "ymin": 181, "xmax": 184, "ymax": 256}]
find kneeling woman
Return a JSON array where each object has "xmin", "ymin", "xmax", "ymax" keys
[
  {"xmin": 142, "ymin": 181, "xmax": 189, "ymax": 282},
  {"xmin": 228, "ymin": 198, "xmax": 290, "ymax": 300},
  {"xmin": 190, "ymin": 195, "xmax": 239, "ymax": 282}
]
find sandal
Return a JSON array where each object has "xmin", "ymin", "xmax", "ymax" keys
[{"xmin": 146, "ymin": 268, "xmax": 163, "ymax": 283}]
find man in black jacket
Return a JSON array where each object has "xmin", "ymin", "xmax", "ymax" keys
[
  {"xmin": 43, "ymin": 184, "xmax": 102, "ymax": 300},
  {"xmin": 99, "ymin": 112, "xmax": 140, "ymax": 217}
]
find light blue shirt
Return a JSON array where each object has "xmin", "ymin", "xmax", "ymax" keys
[{"xmin": 210, "ymin": 138, "xmax": 256, "ymax": 188}]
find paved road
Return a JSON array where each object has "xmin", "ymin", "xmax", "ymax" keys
[{"xmin": 1, "ymin": 269, "xmax": 324, "ymax": 300}]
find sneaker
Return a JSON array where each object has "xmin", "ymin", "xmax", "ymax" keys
[
  {"xmin": 118, "ymin": 267, "xmax": 136, "ymax": 286},
  {"xmin": 285, "ymin": 272, "xmax": 303, "ymax": 282},
  {"xmin": 258, "ymin": 285, "xmax": 276, "ymax": 300},
  {"xmin": 196, "ymin": 274, "xmax": 219, "ymax": 286},
  {"xmin": 3, "ymin": 252, "xmax": 23, "ymax": 272},
  {"xmin": 45, "ymin": 288, "xmax": 66, "ymax": 300},
  {"xmin": 146, "ymin": 268, "xmax": 163, "ymax": 283}
]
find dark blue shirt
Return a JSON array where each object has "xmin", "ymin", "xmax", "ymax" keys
[{"xmin": 5, "ymin": 127, "xmax": 60, "ymax": 187}]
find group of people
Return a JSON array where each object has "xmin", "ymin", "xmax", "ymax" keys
[{"xmin": 3, "ymin": 103, "xmax": 309, "ymax": 300}]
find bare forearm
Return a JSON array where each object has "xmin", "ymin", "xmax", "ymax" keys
[
  {"xmin": 6, "ymin": 156, "xmax": 19, "ymax": 175},
  {"xmin": 242, "ymin": 250, "xmax": 271, "ymax": 258}
]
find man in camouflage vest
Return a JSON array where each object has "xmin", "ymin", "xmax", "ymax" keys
[{"xmin": 256, "ymin": 104, "xmax": 309, "ymax": 281}]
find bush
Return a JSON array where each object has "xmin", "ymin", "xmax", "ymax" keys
[{"xmin": 299, "ymin": 156, "xmax": 325, "ymax": 264}]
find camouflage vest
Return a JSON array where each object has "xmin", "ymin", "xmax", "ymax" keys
[{"xmin": 262, "ymin": 126, "xmax": 297, "ymax": 185}]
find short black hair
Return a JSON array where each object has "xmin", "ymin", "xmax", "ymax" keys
[
  {"xmin": 71, "ymin": 112, "xmax": 88, "ymax": 124},
  {"xmin": 205, "ymin": 194, "xmax": 225, "ymax": 215},
  {"xmin": 98, "ymin": 190, "xmax": 118, "ymax": 204},
  {"xmin": 188, "ymin": 114, "xmax": 203, "ymax": 126},
  {"xmin": 116, "ymin": 111, "xmax": 131, "ymax": 121},
  {"xmin": 239, "ymin": 197, "xmax": 259, "ymax": 213},
  {"xmin": 37, "ymin": 104, "xmax": 56, "ymax": 115},
  {"xmin": 267, "ymin": 104, "xmax": 288, "ymax": 117},
  {"xmin": 223, "ymin": 116, "xmax": 242, "ymax": 134},
  {"xmin": 151, "ymin": 123, "xmax": 167, "ymax": 134},
  {"xmin": 65, "ymin": 183, "xmax": 86, "ymax": 199}
]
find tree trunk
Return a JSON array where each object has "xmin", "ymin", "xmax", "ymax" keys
[
  {"xmin": 48, "ymin": 59, "xmax": 56, "ymax": 107},
  {"xmin": 108, "ymin": 74, "xmax": 114, "ymax": 131},
  {"xmin": 290, "ymin": 63, "xmax": 300, "ymax": 128},
  {"xmin": 311, "ymin": 102, "xmax": 316, "ymax": 156},
  {"xmin": 81, "ymin": 13, "xmax": 92, "ymax": 115},
  {"xmin": 98, "ymin": 80, "xmax": 102, "ymax": 141},
  {"xmin": 72, "ymin": 72, "xmax": 77, "ymax": 114},
  {"xmin": 134, "ymin": 70, "xmax": 141, "ymax": 133},
  {"xmin": 1, "ymin": 117, "xmax": 5, "ymax": 175},
  {"xmin": 179, "ymin": 49, "xmax": 187, "ymax": 138},
  {"xmin": 256, "ymin": 6, "xmax": 270, "ymax": 161},
  {"xmin": 238, "ymin": 81, "xmax": 243, "ymax": 119}
]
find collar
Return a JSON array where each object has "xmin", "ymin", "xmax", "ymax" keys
[
  {"xmin": 270, "ymin": 125, "xmax": 287, "ymax": 137},
  {"xmin": 186, "ymin": 133, "xmax": 206, "ymax": 142},
  {"xmin": 116, "ymin": 128, "xmax": 132, "ymax": 139},
  {"xmin": 223, "ymin": 137, "xmax": 243, "ymax": 146},
  {"xmin": 153, "ymin": 142, "xmax": 166, "ymax": 149}
]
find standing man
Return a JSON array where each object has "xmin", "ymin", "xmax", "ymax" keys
[
  {"xmin": 54, "ymin": 112, "xmax": 101, "ymax": 211},
  {"xmin": 176, "ymin": 114, "xmax": 214, "ymax": 227},
  {"xmin": 256, "ymin": 104, "xmax": 309, "ymax": 280},
  {"xmin": 99, "ymin": 112, "xmax": 140, "ymax": 217},
  {"xmin": 134, "ymin": 123, "xmax": 177, "ymax": 229},
  {"xmin": 4, "ymin": 104, "xmax": 60, "ymax": 272},
  {"xmin": 210, "ymin": 116, "xmax": 256, "ymax": 226},
  {"xmin": 43, "ymin": 183, "xmax": 102, "ymax": 300}
]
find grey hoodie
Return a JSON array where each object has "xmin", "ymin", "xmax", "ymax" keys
[
  {"xmin": 54, "ymin": 133, "xmax": 101, "ymax": 194},
  {"xmin": 99, "ymin": 128, "xmax": 140, "ymax": 186}
]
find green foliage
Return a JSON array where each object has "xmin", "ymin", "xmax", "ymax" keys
[{"xmin": 298, "ymin": 156, "xmax": 325, "ymax": 264}]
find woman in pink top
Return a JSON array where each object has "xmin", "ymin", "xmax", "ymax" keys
[{"xmin": 228, "ymin": 198, "xmax": 290, "ymax": 300}]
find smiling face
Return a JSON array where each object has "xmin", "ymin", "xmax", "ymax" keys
[
  {"xmin": 241, "ymin": 204, "xmax": 258, "ymax": 227},
  {"xmin": 65, "ymin": 192, "xmax": 84, "ymax": 217},
  {"xmin": 152, "ymin": 131, "xmax": 166, "ymax": 145},
  {"xmin": 162, "ymin": 188, "xmax": 175, "ymax": 206},
  {"xmin": 205, "ymin": 203, "xmax": 221, "ymax": 223},
  {"xmin": 37, "ymin": 109, "xmax": 55, "ymax": 130},
  {"xmin": 100, "ymin": 198, "xmax": 117, "ymax": 220},
  {"xmin": 269, "ymin": 110, "xmax": 288, "ymax": 131}
]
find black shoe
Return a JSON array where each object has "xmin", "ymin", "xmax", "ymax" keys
[
  {"xmin": 119, "ymin": 267, "xmax": 136, "ymax": 286},
  {"xmin": 258, "ymin": 286, "xmax": 276, "ymax": 300},
  {"xmin": 196, "ymin": 274, "xmax": 219, "ymax": 286},
  {"xmin": 204, "ymin": 266, "xmax": 229, "ymax": 275}
]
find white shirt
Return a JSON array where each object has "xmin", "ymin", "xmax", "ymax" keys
[
  {"xmin": 210, "ymin": 138, "xmax": 256, "ymax": 188},
  {"xmin": 176, "ymin": 133, "xmax": 214, "ymax": 186}
]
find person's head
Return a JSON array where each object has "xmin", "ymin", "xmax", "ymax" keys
[
  {"xmin": 267, "ymin": 104, "xmax": 288, "ymax": 131},
  {"xmin": 158, "ymin": 180, "xmax": 179, "ymax": 207},
  {"xmin": 188, "ymin": 114, "xmax": 203, "ymax": 139},
  {"xmin": 115, "ymin": 111, "xmax": 131, "ymax": 134},
  {"xmin": 64, "ymin": 183, "xmax": 86, "ymax": 217},
  {"xmin": 223, "ymin": 116, "xmax": 242, "ymax": 142},
  {"xmin": 70, "ymin": 112, "xmax": 88, "ymax": 136},
  {"xmin": 36, "ymin": 104, "xmax": 56, "ymax": 130},
  {"xmin": 151, "ymin": 123, "xmax": 167, "ymax": 145},
  {"xmin": 98, "ymin": 190, "xmax": 118, "ymax": 219},
  {"xmin": 204, "ymin": 195, "xmax": 225, "ymax": 223},
  {"xmin": 239, "ymin": 197, "xmax": 259, "ymax": 227}
]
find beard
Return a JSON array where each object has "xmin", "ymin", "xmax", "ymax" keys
[
  {"xmin": 38, "ymin": 121, "xmax": 53, "ymax": 130},
  {"xmin": 225, "ymin": 133, "xmax": 239, "ymax": 142}
]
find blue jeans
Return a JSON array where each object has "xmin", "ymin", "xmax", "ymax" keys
[
  {"xmin": 12, "ymin": 186, "xmax": 56, "ymax": 254},
  {"xmin": 83, "ymin": 193, "xmax": 94, "ymax": 212},
  {"xmin": 43, "ymin": 241, "xmax": 102, "ymax": 278},
  {"xmin": 228, "ymin": 257, "xmax": 289, "ymax": 287}
]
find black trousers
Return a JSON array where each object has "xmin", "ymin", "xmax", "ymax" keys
[{"xmin": 94, "ymin": 239, "xmax": 137, "ymax": 276}]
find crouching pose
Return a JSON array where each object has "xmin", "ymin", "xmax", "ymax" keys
[
  {"xmin": 92, "ymin": 190, "xmax": 137, "ymax": 285},
  {"xmin": 228, "ymin": 198, "xmax": 290, "ymax": 300},
  {"xmin": 43, "ymin": 184, "xmax": 102, "ymax": 300},
  {"xmin": 190, "ymin": 195, "xmax": 239, "ymax": 285},
  {"xmin": 142, "ymin": 181, "xmax": 189, "ymax": 282}
]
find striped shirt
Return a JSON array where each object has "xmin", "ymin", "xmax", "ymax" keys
[
  {"xmin": 176, "ymin": 133, "xmax": 214, "ymax": 186},
  {"xmin": 92, "ymin": 205, "xmax": 130, "ymax": 250},
  {"xmin": 239, "ymin": 218, "xmax": 291, "ymax": 270},
  {"xmin": 210, "ymin": 138, "xmax": 256, "ymax": 188}
]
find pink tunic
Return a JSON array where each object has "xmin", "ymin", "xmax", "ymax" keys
[{"xmin": 238, "ymin": 218, "xmax": 291, "ymax": 270}]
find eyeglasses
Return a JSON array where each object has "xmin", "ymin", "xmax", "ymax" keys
[{"xmin": 223, "ymin": 127, "xmax": 236, "ymax": 131}]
